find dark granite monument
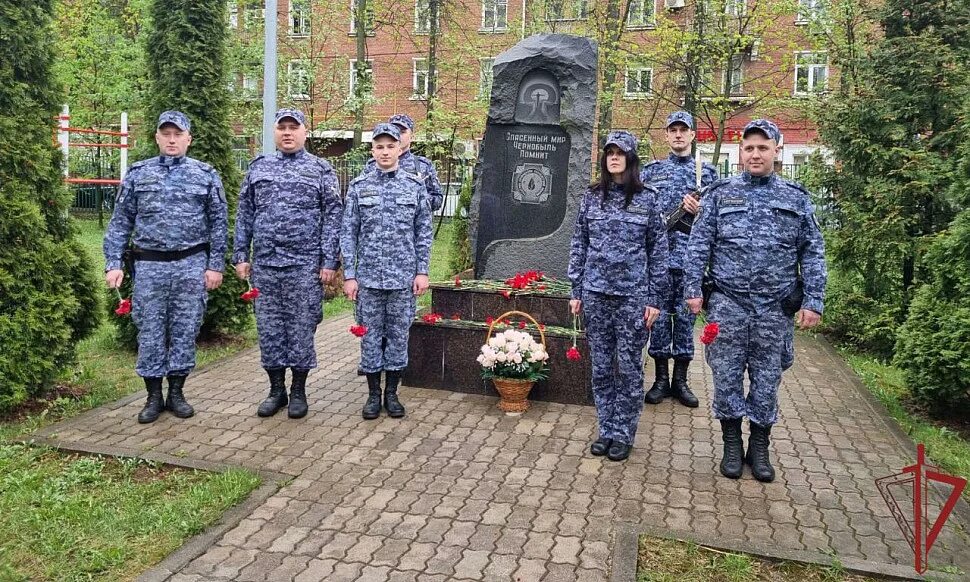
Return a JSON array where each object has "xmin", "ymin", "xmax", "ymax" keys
[{"xmin": 470, "ymin": 34, "xmax": 598, "ymax": 280}]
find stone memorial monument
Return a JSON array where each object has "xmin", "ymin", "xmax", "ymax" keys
[{"xmin": 470, "ymin": 34, "xmax": 598, "ymax": 280}]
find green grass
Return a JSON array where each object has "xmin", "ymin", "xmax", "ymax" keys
[
  {"xmin": 637, "ymin": 535, "xmax": 875, "ymax": 581},
  {"xmin": 841, "ymin": 350, "xmax": 970, "ymax": 499},
  {"xmin": 0, "ymin": 444, "xmax": 259, "ymax": 582}
]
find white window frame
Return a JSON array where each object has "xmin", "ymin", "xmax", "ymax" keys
[
  {"xmin": 244, "ymin": 6, "xmax": 264, "ymax": 30},
  {"xmin": 794, "ymin": 51, "xmax": 828, "ymax": 96},
  {"xmin": 242, "ymin": 74, "xmax": 259, "ymax": 96},
  {"xmin": 228, "ymin": 1, "xmax": 239, "ymax": 28},
  {"xmin": 349, "ymin": 59, "xmax": 374, "ymax": 97},
  {"xmin": 350, "ymin": 0, "xmax": 375, "ymax": 34},
  {"xmin": 545, "ymin": 0, "xmax": 589, "ymax": 22},
  {"xmin": 724, "ymin": 0, "xmax": 745, "ymax": 16},
  {"xmin": 795, "ymin": 0, "xmax": 823, "ymax": 23},
  {"xmin": 287, "ymin": 60, "xmax": 311, "ymax": 101},
  {"xmin": 412, "ymin": 58, "xmax": 430, "ymax": 99},
  {"xmin": 289, "ymin": 0, "xmax": 310, "ymax": 37},
  {"xmin": 478, "ymin": 57, "xmax": 495, "ymax": 99},
  {"xmin": 623, "ymin": 67, "xmax": 653, "ymax": 99},
  {"xmin": 415, "ymin": 0, "xmax": 438, "ymax": 33},
  {"xmin": 481, "ymin": 0, "xmax": 508, "ymax": 32},
  {"xmin": 626, "ymin": 0, "xmax": 655, "ymax": 28},
  {"xmin": 722, "ymin": 54, "xmax": 744, "ymax": 96}
]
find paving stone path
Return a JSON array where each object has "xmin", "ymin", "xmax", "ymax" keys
[{"xmin": 36, "ymin": 315, "xmax": 970, "ymax": 581}]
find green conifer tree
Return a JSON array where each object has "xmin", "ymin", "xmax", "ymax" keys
[{"xmin": 0, "ymin": 1, "xmax": 100, "ymax": 409}]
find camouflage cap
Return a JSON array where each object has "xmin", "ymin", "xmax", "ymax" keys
[
  {"xmin": 157, "ymin": 110, "xmax": 190, "ymax": 132},
  {"xmin": 389, "ymin": 113, "xmax": 415, "ymax": 131},
  {"xmin": 604, "ymin": 130, "xmax": 638, "ymax": 153},
  {"xmin": 372, "ymin": 122, "xmax": 401, "ymax": 141},
  {"xmin": 742, "ymin": 118, "xmax": 781, "ymax": 142},
  {"xmin": 275, "ymin": 108, "xmax": 306, "ymax": 126},
  {"xmin": 665, "ymin": 110, "xmax": 694, "ymax": 130}
]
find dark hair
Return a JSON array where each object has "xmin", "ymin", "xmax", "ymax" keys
[{"xmin": 592, "ymin": 146, "xmax": 643, "ymax": 208}]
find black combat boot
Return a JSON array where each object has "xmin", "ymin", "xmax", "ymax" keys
[
  {"xmin": 719, "ymin": 418, "xmax": 744, "ymax": 479},
  {"xmin": 165, "ymin": 375, "xmax": 195, "ymax": 418},
  {"xmin": 257, "ymin": 367, "xmax": 288, "ymax": 417},
  {"xmin": 138, "ymin": 377, "xmax": 165, "ymax": 424},
  {"xmin": 746, "ymin": 422, "xmax": 776, "ymax": 482},
  {"xmin": 607, "ymin": 441, "xmax": 632, "ymax": 462},
  {"xmin": 362, "ymin": 372, "xmax": 382, "ymax": 420},
  {"xmin": 288, "ymin": 368, "xmax": 309, "ymax": 419},
  {"xmin": 383, "ymin": 370, "xmax": 406, "ymax": 418},
  {"xmin": 670, "ymin": 359, "xmax": 699, "ymax": 408},
  {"xmin": 644, "ymin": 357, "xmax": 670, "ymax": 404},
  {"xmin": 590, "ymin": 437, "xmax": 612, "ymax": 456}
]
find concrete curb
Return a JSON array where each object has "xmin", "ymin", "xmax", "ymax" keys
[{"xmin": 611, "ymin": 521, "xmax": 965, "ymax": 582}]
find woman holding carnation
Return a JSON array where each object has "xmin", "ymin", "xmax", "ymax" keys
[{"xmin": 567, "ymin": 131, "xmax": 669, "ymax": 461}]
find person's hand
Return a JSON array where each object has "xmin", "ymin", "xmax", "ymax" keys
[
  {"xmin": 569, "ymin": 299, "xmax": 582, "ymax": 315},
  {"xmin": 644, "ymin": 306, "xmax": 660, "ymax": 328},
  {"xmin": 320, "ymin": 269, "xmax": 336, "ymax": 284},
  {"xmin": 205, "ymin": 270, "xmax": 223, "ymax": 291},
  {"xmin": 105, "ymin": 269, "xmax": 124, "ymax": 289},
  {"xmin": 344, "ymin": 278, "xmax": 359, "ymax": 301},
  {"xmin": 235, "ymin": 262, "xmax": 251, "ymax": 280},
  {"xmin": 796, "ymin": 309, "xmax": 821, "ymax": 330},
  {"xmin": 683, "ymin": 193, "xmax": 700, "ymax": 214},
  {"xmin": 687, "ymin": 297, "xmax": 703, "ymax": 315},
  {"xmin": 413, "ymin": 274, "xmax": 430, "ymax": 296}
]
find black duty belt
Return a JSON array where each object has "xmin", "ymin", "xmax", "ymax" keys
[{"xmin": 132, "ymin": 243, "xmax": 209, "ymax": 262}]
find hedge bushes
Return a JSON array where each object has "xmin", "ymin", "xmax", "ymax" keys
[{"xmin": 0, "ymin": 1, "xmax": 100, "ymax": 409}]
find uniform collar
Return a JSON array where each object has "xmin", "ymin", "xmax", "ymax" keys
[
  {"xmin": 399, "ymin": 149, "xmax": 413, "ymax": 162},
  {"xmin": 668, "ymin": 152, "xmax": 692, "ymax": 164},
  {"xmin": 742, "ymin": 171, "xmax": 774, "ymax": 186},
  {"xmin": 379, "ymin": 168, "xmax": 398, "ymax": 178},
  {"xmin": 276, "ymin": 148, "xmax": 306, "ymax": 160},
  {"xmin": 158, "ymin": 155, "xmax": 186, "ymax": 167}
]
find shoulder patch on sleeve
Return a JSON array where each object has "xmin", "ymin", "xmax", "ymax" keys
[
  {"xmin": 700, "ymin": 177, "xmax": 731, "ymax": 196},
  {"xmin": 128, "ymin": 159, "xmax": 152, "ymax": 171},
  {"xmin": 781, "ymin": 178, "xmax": 812, "ymax": 198}
]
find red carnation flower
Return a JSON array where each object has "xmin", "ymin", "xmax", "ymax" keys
[
  {"xmin": 501, "ymin": 290, "xmax": 511, "ymax": 299},
  {"xmin": 518, "ymin": 320, "xmax": 527, "ymax": 329},
  {"xmin": 349, "ymin": 324, "xmax": 368, "ymax": 337},
  {"xmin": 700, "ymin": 322, "xmax": 720, "ymax": 345},
  {"xmin": 485, "ymin": 316, "xmax": 495, "ymax": 325},
  {"xmin": 454, "ymin": 276, "xmax": 462, "ymax": 287},
  {"xmin": 114, "ymin": 297, "xmax": 132, "ymax": 317},
  {"xmin": 451, "ymin": 313, "xmax": 461, "ymax": 320},
  {"xmin": 566, "ymin": 346, "xmax": 582, "ymax": 361},
  {"xmin": 241, "ymin": 287, "xmax": 260, "ymax": 302},
  {"xmin": 422, "ymin": 312, "xmax": 443, "ymax": 324},
  {"xmin": 538, "ymin": 284, "xmax": 547, "ymax": 291}
]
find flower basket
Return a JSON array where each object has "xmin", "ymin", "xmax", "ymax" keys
[{"xmin": 479, "ymin": 310, "xmax": 549, "ymax": 415}]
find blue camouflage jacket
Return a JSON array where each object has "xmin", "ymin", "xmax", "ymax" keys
[
  {"xmin": 340, "ymin": 168, "xmax": 433, "ymax": 290},
  {"xmin": 684, "ymin": 172, "xmax": 827, "ymax": 314},
  {"xmin": 568, "ymin": 183, "xmax": 670, "ymax": 307},
  {"xmin": 640, "ymin": 153, "xmax": 718, "ymax": 270},
  {"xmin": 366, "ymin": 149, "xmax": 444, "ymax": 211},
  {"xmin": 233, "ymin": 149, "xmax": 342, "ymax": 269},
  {"xmin": 103, "ymin": 155, "xmax": 227, "ymax": 272}
]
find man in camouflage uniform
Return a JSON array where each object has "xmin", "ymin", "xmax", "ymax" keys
[
  {"xmin": 342, "ymin": 123, "xmax": 432, "ymax": 420},
  {"xmin": 104, "ymin": 111, "xmax": 227, "ymax": 423},
  {"xmin": 568, "ymin": 131, "xmax": 669, "ymax": 462},
  {"xmin": 233, "ymin": 109, "xmax": 342, "ymax": 419},
  {"xmin": 642, "ymin": 111, "xmax": 719, "ymax": 408},
  {"xmin": 685, "ymin": 119, "xmax": 826, "ymax": 482},
  {"xmin": 365, "ymin": 114, "xmax": 444, "ymax": 211}
]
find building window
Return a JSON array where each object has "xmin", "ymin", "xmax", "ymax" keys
[
  {"xmin": 287, "ymin": 60, "xmax": 311, "ymax": 100},
  {"xmin": 228, "ymin": 1, "xmax": 239, "ymax": 28},
  {"xmin": 722, "ymin": 54, "xmax": 744, "ymax": 96},
  {"xmin": 624, "ymin": 67, "xmax": 653, "ymax": 99},
  {"xmin": 481, "ymin": 0, "xmax": 508, "ymax": 32},
  {"xmin": 796, "ymin": 0, "xmax": 823, "ymax": 23},
  {"xmin": 626, "ymin": 0, "xmax": 655, "ymax": 28},
  {"xmin": 289, "ymin": 0, "xmax": 310, "ymax": 36},
  {"xmin": 243, "ymin": 3, "xmax": 264, "ymax": 30},
  {"xmin": 349, "ymin": 59, "xmax": 374, "ymax": 97},
  {"xmin": 546, "ymin": 0, "xmax": 589, "ymax": 21},
  {"xmin": 242, "ymin": 74, "xmax": 259, "ymax": 97},
  {"xmin": 479, "ymin": 57, "xmax": 494, "ymax": 99},
  {"xmin": 794, "ymin": 52, "xmax": 827, "ymax": 95},
  {"xmin": 724, "ymin": 0, "xmax": 745, "ymax": 16},
  {"xmin": 350, "ymin": 0, "xmax": 375, "ymax": 34},
  {"xmin": 416, "ymin": 0, "xmax": 438, "ymax": 33},
  {"xmin": 412, "ymin": 58, "xmax": 430, "ymax": 98}
]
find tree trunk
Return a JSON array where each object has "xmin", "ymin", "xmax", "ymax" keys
[{"xmin": 352, "ymin": 0, "xmax": 367, "ymax": 148}]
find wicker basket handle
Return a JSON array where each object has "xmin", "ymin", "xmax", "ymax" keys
[{"xmin": 486, "ymin": 310, "xmax": 547, "ymax": 348}]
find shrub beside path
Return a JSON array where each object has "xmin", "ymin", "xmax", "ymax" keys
[{"xmin": 33, "ymin": 315, "xmax": 970, "ymax": 581}]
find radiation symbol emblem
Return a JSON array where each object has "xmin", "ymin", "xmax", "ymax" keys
[{"xmin": 511, "ymin": 163, "xmax": 552, "ymax": 205}]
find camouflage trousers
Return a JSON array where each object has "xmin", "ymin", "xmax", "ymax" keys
[
  {"xmin": 131, "ymin": 253, "xmax": 207, "ymax": 378},
  {"xmin": 583, "ymin": 291, "xmax": 649, "ymax": 446},
  {"xmin": 252, "ymin": 263, "xmax": 322, "ymax": 370},
  {"xmin": 648, "ymin": 268, "xmax": 696, "ymax": 360},
  {"xmin": 356, "ymin": 287, "xmax": 416, "ymax": 373},
  {"xmin": 704, "ymin": 291, "xmax": 795, "ymax": 426}
]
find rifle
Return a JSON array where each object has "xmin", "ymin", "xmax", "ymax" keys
[{"xmin": 663, "ymin": 150, "xmax": 705, "ymax": 235}]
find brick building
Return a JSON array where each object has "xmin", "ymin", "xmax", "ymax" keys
[{"xmin": 229, "ymin": 0, "xmax": 831, "ymax": 173}]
